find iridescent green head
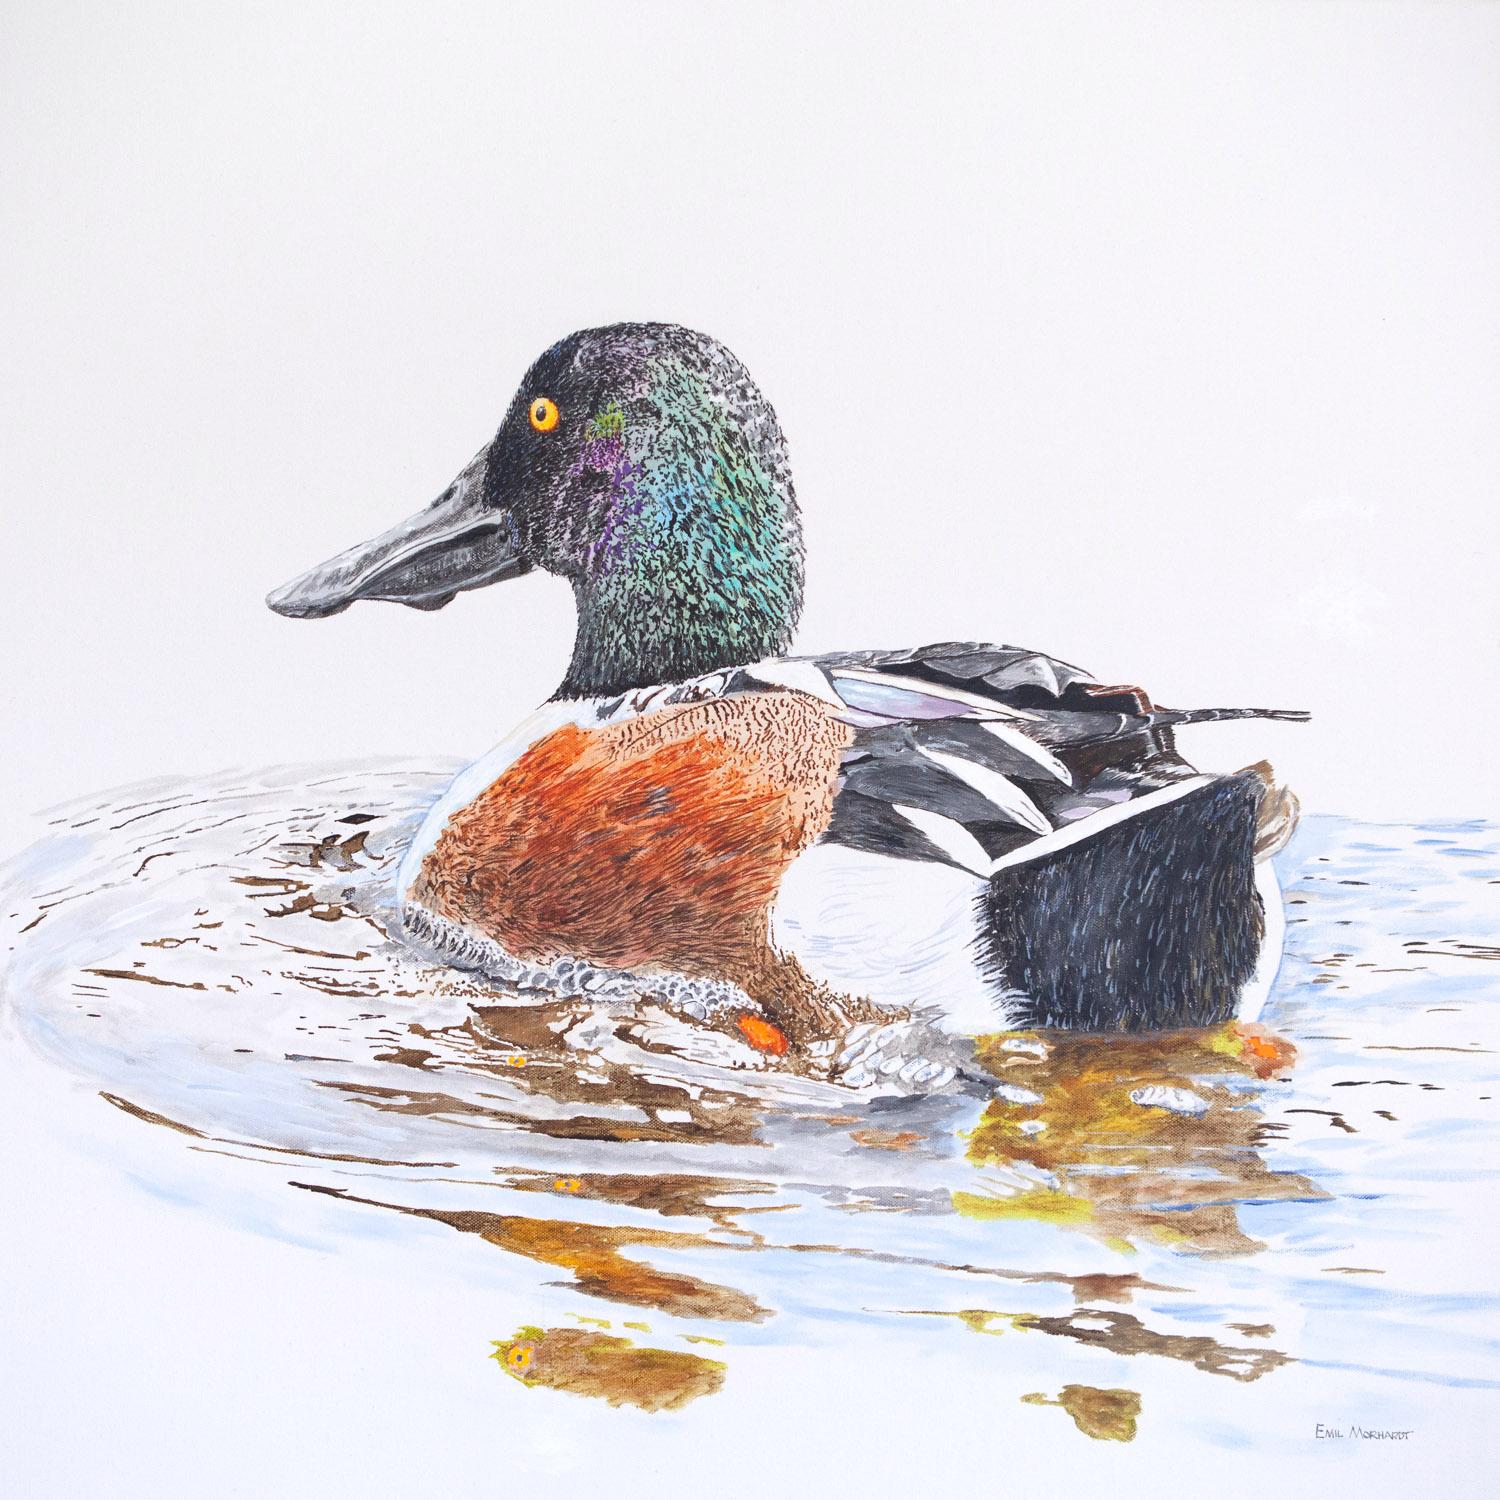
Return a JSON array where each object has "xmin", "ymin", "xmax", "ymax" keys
[{"xmin": 267, "ymin": 323, "xmax": 805, "ymax": 700}]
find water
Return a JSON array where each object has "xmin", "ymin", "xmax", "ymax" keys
[{"xmin": 2, "ymin": 762, "xmax": 1497, "ymax": 1450}]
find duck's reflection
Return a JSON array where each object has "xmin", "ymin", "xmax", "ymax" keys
[
  {"xmin": 101, "ymin": 977, "xmax": 1323, "ymax": 1417},
  {"xmin": 295, "ymin": 1181, "xmax": 770, "ymax": 1322},
  {"xmin": 1022, "ymin": 1385, "xmax": 1141, "ymax": 1442},
  {"xmin": 491, "ymin": 1324, "xmax": 727, "ymax": 1412},
  {"xmin": 98, "ymin": 1012, "xmax": 1316, "ymax": 1422},
  {"xmin": 961, "ymin": 1023, "xmax": 1327, "ymax": 1257}
]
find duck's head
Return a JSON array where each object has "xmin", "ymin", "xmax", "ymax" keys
[{"xmin": 267, "ymin": 323, "xmax": 804, "ymax": 699}]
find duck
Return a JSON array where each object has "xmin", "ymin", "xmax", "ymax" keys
[{"xmin": 266, "ymin": 322, "xmax": 1306, "ymax": 1079}]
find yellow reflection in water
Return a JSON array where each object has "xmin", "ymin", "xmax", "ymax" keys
[
  {"xmin": 962, "ymin": 1023, "xmax": 1322, "ymax": 1256},
  {"xmin": 1022, "ymin": 1385, "xmax": 1141, "ymax": 1442}
]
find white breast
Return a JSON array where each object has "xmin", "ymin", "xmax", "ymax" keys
[
  {"xmin": 769, "ymin": 841, "xmax": 1016, "ymax": 1034},
  {"xmin": 394, "ymin": 699, "xmax": 589, "ymax": 901}
]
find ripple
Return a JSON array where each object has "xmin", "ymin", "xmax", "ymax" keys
[{"xmin": 3, "ymin": 764, "xmax": 1497, "ymax": 1440}]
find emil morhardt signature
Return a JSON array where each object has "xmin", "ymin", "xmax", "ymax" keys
[{"xmin": 1315, "ymin": 1423, "xmax": 1414, "ymax": 1441}]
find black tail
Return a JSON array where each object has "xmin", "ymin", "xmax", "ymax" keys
[
  {"xmin": 978, "ymin": 771, "xmax": 1266, "ymax": 1031},
  {"xmin": 1147, "ymin": 706, "xmax": 1311, "ymax": 729}
]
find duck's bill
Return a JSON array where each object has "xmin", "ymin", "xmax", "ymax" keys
[{"xmin": 265, "ymin": 449, "xmax": 529, "ymax": 618}]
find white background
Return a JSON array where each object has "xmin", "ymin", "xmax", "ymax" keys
[
  {"xmin": 3, "ymin": 0, "xmax": 1497, "ymax": 848},
  {"xmin": 2, "ymin": 4, "xmax": 1498, "ymax": 1496}
]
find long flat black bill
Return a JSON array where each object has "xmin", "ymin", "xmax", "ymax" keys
[{"xmin": 266, "ymin": 448, "xmax": 528, "ymax": 618}]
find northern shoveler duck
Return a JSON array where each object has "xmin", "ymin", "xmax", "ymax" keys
[{"xmin": 267, "ymin": 323, "xmax": 1306, "ymax": 1082}]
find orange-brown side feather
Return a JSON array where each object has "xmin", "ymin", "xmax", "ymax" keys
[{"xmin": 410, "ymin": 692, "xmax": 851, "ymax": 986}]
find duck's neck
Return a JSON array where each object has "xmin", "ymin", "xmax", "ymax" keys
[
  {"xmin": 560, "ymin": 572, "xmax": 796, "ymax": 699},
  {"xmin": 551, "ymin": 355, "xmax": 805, "ymax": 701},
  {"xmin": 555, "ymin": 463, "xmax": 803, "ymax": 701}
]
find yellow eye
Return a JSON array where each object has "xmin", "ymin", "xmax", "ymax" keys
[{"xmin": 529, "ymin": 397, "xmax": 560, "ymax": 433}]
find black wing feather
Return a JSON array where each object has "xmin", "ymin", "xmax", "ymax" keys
[{"xmin": 797, "ymin": 642, "xmax": 1306, "ymax": 873}]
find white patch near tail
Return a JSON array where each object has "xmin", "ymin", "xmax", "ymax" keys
[
  {"xmin": 1239, "ymin": 857, "xmax": 1287, "ymax": 1025},
  {"xmin": 917, "ymin": 747, "xmax": 1052, "ymax": 833},
  {"xmin": 770, "ymin": 842, "xmax": 1012, "ymax": 1034}
]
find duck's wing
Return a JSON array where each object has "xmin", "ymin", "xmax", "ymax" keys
[{"xmin": 733, "ymin": 643, "xmax": 1308, "ymax": 877}]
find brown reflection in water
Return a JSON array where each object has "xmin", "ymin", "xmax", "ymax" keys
[
  {"xmin": 849, "ymin": 1129, "xmax": 924, "ymax": 1151},
  {"xmin": 292, "ymin": 1182, "xmax": 1207, "ymax": 1335},
  {"xmin": 1019, "ymin": 1307, "xmax": 1289, "ymax": 1380},
  {"xmin": 99, "ymin": 1091, "xmax": 459, "ymax": 1168},
  {"xmin": 1062, "ymin": 1273, "xmax": 1172, "ymax": 1305},
  {"xmin": 332, "ymin": 999, "xmax": 773, "ymax": 1148},
  {"xmin": 294, "ymin": 1183, "xmax": 770, "ymax": 1322},
  {"xmin": 903, "ymin": 1306, "xmax": 1290, "ymax": 1381},
  {"xmin": 503, "ymin": 1169, "xmax": 781, "ymax": 1230},
  {"xmin": 101, "ymin": 1091, "xmax": 207, "ymax": 1139},
  {"xmin": 964, "ymin": 1024, "xmax": 1326, "ymax": 1256},
  {"xmin": 275, "ymin": 828, "xmax": 373, "ymax": 873},
  {"xmin": 1022, "ymin": 1385, "xmax": 1141, "ymax": 1442},
  {"xmin": 82, "ymin": 967, "xmax": 207, "ymax": 992},
  {"xmin": 492, "ymin": 1326, "xmax": 725, "ymax": 1412},
  {"xmin": 317, "ymin": 1073, "xmax": 763, "ymax": 1148}
]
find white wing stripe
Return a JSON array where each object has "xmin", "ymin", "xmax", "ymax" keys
[
  {"xmin": 969, "ymin": 718, "xmax": 1072, "ymax": 785},
  {"xmin": 986, "ymin": 774, "xmax": 1216, "ymax": 874},
  {"xmin": 822, "ymin": 667, "xmax": 1069, "ymax": 784},
  {"xmin": 919, "ymin": 748, "xmax": 1052, "ymax": 835},
  {"xmin": 890, "ymin": 803, "xmax": 995, "ymax": 878}
]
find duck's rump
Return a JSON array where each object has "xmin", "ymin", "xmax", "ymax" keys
[{"xmin": 980, "ymin": 771, "xmax": 1270, "ymax": 1030}]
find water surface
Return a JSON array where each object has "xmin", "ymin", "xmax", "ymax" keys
[{"xmin": 2, "ymin": 763, "xmax": 1496, "ymax": 1441}]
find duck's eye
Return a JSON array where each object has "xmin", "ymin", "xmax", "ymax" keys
[{"xmin": 529, "ymin": 397, "xmax": 560, "ymax": 433}]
